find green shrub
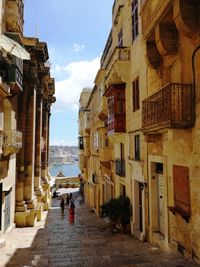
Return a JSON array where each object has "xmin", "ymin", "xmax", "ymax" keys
[{"xmin": 100, "ymin": 195, "xmax": 131, "ymax": 226}]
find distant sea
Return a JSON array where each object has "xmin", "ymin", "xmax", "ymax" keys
[{"xmin": 49, "ymin": 162, "xmax": 80, "ymax": 177}]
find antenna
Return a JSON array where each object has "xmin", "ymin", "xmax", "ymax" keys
[{"xmin": 35, "ymin": 26, "xmax": 39, "ymax": 38}]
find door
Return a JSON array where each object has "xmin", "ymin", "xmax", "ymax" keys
[
  {"xmin": 158, "ymin": 174, "xmax": 165, "ymax": 235},
  {"xmin": 4, "ymin": 191, "xmax": 10, "ymax": 231}
]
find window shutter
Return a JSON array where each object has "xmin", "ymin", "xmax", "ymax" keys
[{"xmin": 173, "ymin": 165, "xmax": 191, "ymax": 215}]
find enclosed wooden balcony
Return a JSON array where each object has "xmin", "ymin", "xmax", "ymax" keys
[
  {"xmin": 142, "ymin": 83, "xmax": 194, "ymax": 133},
  {"xmin": 9, "ymin": 64, "xmax": 23, "ymax": 93},
  {"xmin": 105, "ymin": 84, "xmax": 126, "ymax": 135},
  {"xmin": 3, "ymin": 129, "xmax": 22, "ymax": 156},
  {"xmin": 5, "ymin": 0, "xmax": 24, "ymax": 34},
  {"xmin": 115, "ymin": 159, "xmax": 125, "ymax": 177}
]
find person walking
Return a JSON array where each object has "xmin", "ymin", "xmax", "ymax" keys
[
  {"xmin": 60, "ymin": 196, "xmax": 65, "ymax": 218},
  {"xmin": 69, "ymin": 199, "xmax": 75, "ymax": 223},
  {"xmin": 66, "ymin": 193, "xmax": 70, "ymax": 206}
]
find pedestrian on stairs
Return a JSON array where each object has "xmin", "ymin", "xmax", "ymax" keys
[
  {"xmin": 69, "ymin": 199, "xmax": 75, "ymax": 223},
  {"xmin": 60, "ymin": 196, "xmax": 65, "ymax": 218}
]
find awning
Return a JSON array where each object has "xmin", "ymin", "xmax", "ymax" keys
[{"xmin": 0, "ymin": 34, "xmax": 30, "ymax": 60}]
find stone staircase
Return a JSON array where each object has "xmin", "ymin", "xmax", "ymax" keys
[{"xmin": 0, "ymin": 198, "xmax": 198, "ymax": 267}]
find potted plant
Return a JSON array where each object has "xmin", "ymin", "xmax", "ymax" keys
[{"xmin": 100, "ymin": 195, "xmax": 131, "ymax": 232}]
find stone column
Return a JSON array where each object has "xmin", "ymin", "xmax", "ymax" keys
[
  {"xmin": 16, "ymin": 88, "xmax": 27, "ymax": 213},
  {"xmin": 34, "ymin": 95, "xmax": 43, "ymax": 193},
  {"xmin": 41, "ymin": 103, "xmax": 50, "ymax": 210},
  {"xmin": 24, "ymin": 86, "xmax": 36, "ymax": 209}
]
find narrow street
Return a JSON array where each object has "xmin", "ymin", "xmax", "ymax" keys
[{"xmin": 0, "ymin": 196, "xmax": 198, "ymax": 267}]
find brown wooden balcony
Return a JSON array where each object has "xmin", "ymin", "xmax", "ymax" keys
[
  {"xmin": 9, "ymin": 64, "xmax": 23, "ymax": 93},
  {"xmin": 141, "ymin": 0, "xmax": 171, "ymax": 38},
  {"xmin": 105, "ymin": 84, "xmax": 126, "ymax": 135},
  {"xmin": 3, "ymin": 129, "xmax": 22, "ymax": 156},
  {"xmin": 115, "ymin": 159, "xmax": 125, "ymax": 177},
  {"xmin": 5, "ymin": 0, "xmax": 24, "ymax": 33},
  {"xmin": 142, "ymin": 83, "xmax": 194, "ymax": 133}
]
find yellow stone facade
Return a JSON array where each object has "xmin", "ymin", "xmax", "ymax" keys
[
  {"xmin": 0, "ymin": 0, "xmax": 55, "ymax": 234},
  {"xmin": 78, "ymin": 0, "xmax": 200, "ymax": 263}
]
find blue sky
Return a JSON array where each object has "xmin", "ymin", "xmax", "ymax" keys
[{"xmin": 24, "ymin": 0, "xmax": 113, "ymax": 146}]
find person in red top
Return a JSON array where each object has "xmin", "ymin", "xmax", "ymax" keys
[{"xmin": 69, "ymin": 200, "xmax": 75, "ymax": 223}]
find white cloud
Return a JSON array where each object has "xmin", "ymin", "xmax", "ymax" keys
[
  {"xmin": 54, "ymin": 57, "xmax": 100, "ymax": 111},
  {"xmin": 73, "ymin": 43, "xmax": 85, "ymax": 52}
]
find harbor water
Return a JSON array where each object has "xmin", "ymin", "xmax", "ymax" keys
[{"xmin": 49, "ymin": 162, "xmax": 80, "ymax": 177}]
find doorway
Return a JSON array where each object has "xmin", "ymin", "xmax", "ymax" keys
[
  {"xmin": 157, "ymin": 173, "xmax": 165, "ymax": 235},
  {"xmin": 4, "ymin": 190, "xmax": 10, "ymax": 231}
]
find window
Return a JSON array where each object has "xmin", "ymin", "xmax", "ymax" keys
[
  {"xmin": 132, "ymin": 77, "xmax": 139, "ymax": 111},
  {"xmin": 132, "ymin": 0, "xmax": 139, "ymax": 42},
  {"xmin": 173, "ymin": 165, "xmax": 191, "ymax": 217},
  {"xmin": 118, "ymin": 28, "xmax": 123, "ymax": 47},
  {"xmin": 93, "ymin": 131, "xmax": 99, "ymax": 150},
  {"xmin": 134, "ymin": 135, "xmax": 140, "ymax": 160}
]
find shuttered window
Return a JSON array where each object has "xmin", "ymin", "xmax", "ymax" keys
[
  {"xmin": 132, "ymin": 77, "xmax": 139, "ymax": 111},
  {"xmin": 131, "ymin": 0, "xmax": 139, "ymax": 42},
  {"xmin": 134, "ymin": 135, "xmax": 140, "ymax": 160},
  {"xmin": 118, "ymin": 28, "xmax": 123, "ymax": 47},
  {"xmin": 173, "ymin": 165, "xmax": 191, "ymax": 216}
]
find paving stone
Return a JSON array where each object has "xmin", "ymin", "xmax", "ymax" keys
[{"xmin": 0, "ymin": 198, "xmax": 198, "ymax": 267}]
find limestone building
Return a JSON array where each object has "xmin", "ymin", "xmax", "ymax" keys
[
  {"xmin": 0, "ymin": 0, "xmax": 55, "ymax": 235},
  {"xmin": 78, "ymin": 0, "xmax": 200, "ymax": 263}
]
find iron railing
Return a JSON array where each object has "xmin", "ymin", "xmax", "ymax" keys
[{"xmin": 142, "ymin": 83, "xmax": 194, "ymax": 132}]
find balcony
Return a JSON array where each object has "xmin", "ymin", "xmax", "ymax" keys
[
  {"xmin": 112, "ymin": 0, "xmax": 125, "ymax": 26},
  {"xmin": 36, "ymin": 42, "xmax": 49, "ymax": 63},
  {"xmin": 141, "ymin": 0, "xmax": 171, "ymax": 38},
  {"xmin": 105, "ymin": 47, "xmax": 130, "ymax": 85},
  {"xmin": 105, "ymin": 84, "xmax": 126, "ymax": 135},
  {"xmin": 5, "ymin": 0, "xmax": 24, "ymax": 34},
  {"xmin": 0, "ymin": 77, "xmax": 11, "ymax": 98},
  {"xmin": 9, "ymin": 64, "xmax": 23, "ymax": 94},
  {"xmin": 3, "ymin": 129, "xmax": 22, "ymax": 156},
  {"xmin": 47, "ymin": 78, "xmax": 55, "ymax": 96},
  {"xmin": 142, "ymin": 83, "xmax": 194, "ymax": 133},
  {"xmin": 97, "ymin": 97, "xmax": 107, "ymax": 121},
  {"xmin": 115, "ymin": 159, "xmax": 125, "ymax": 177}
]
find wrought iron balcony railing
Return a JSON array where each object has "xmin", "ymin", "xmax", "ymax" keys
[
  {"xmin": 142, "ymin": 83, "xmax": 194, "ymax": 133},
  {"xmin": 115, "ymin": 159, "xmax": 125, "ymax": 177}
]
